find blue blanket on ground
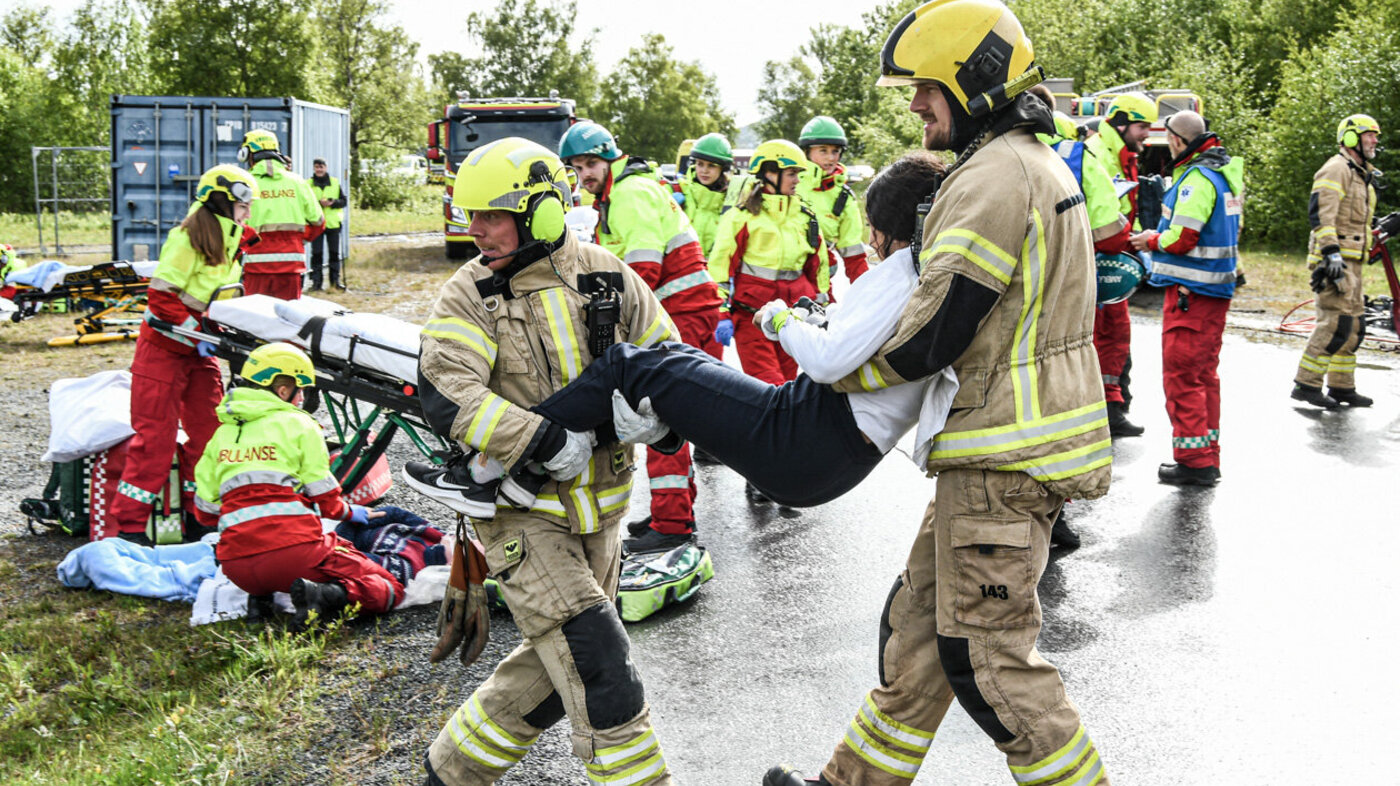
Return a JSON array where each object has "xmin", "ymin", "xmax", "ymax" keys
[{"xmin": 56, "ymin": 539, "xmax": 216, "ymax": 603}]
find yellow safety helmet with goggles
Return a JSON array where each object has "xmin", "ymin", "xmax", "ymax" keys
[
  {"xmin": 240, "ymin": 342, "xmax": 317, "ymax": 388},
  {"xmin": 877, "ymin": 0, "xmax": 1042, "ymax": 118},
  {"xmin": 238, "ymin": 129, "xmax": 281, "ymax": 163},
  {"xmin": 1338, "ymin": 114, "xmax": 1381, "ymax": 149},
  {"xmin": 748, "ymin": 140, "xmax": 808, "ymax": 175},
  {"xmin": 452, "ymin": 137, "xmax": 571, "ymax": 244},
  {"xmin": 1104, "ymin": 92, "xmax": 1158, "ymax": 126},
  {"xmin": 195, "ymin": 164, "xmax": 257, "ymax": 206}
]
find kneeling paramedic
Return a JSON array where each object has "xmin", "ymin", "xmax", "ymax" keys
[
  {"xmin": 415, "ymin": 137, "xmax": 677, "ymax": 786},
  {"xmin": 193, "ymin": 342, "xmax": 403, "ymax": 628}
]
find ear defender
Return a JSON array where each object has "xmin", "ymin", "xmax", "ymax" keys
[
  {"xmin": 524, "ymin": 161, "xmax": 567, "ymax": 243},
  {"xmin": 1343, "ymin": 129, "xmax": 1359, "ymax": 148}
]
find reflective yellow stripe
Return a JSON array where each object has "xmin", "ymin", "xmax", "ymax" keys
[
  {"xmin": 423, "ymin": 317, "xmax": 498, "ymax": 365},
  {"xmin": 997, "ymin": 439, "xmax": 1114, "ymax": 481},
  {"xmin": 571, "ymin": 455, "xmax": 598, "ymax": 534},
  {"xmin": 1298, "ymin": 354, "xmax": 1328, "ymax": 374},
  {"xmin": 1012, "ymin": 209, "xmax": 1046, "ymax": 423},
  {"xmin": 597, "ymin": 482, "xmax": 633, "ymax": 515},
  {"xmin": 540, "ymin": 288, "xmax": 584, "ymax": 383},
  {"xmin": 858, "ymin": 361, "xmax": 888, "ymax": 391},
  {"xmin": 859, "ymin": 695, "xmax": 933, "ymax": 753},
  {"xmin": 927, "ymin": 228, "xmax": 1017, "ymax": 285},
  {"xmin": 1010, "ymin": 726, "xmax": 1102, "ymax": 785},
  {"xmin": 1314, "ymin": 225, "xmax": 1337, "ymax": 235},
  {"xmin": 1313, "ymin": 179, "xmax": 1345, "ymax": 195},
  {"xmin": 590, "ymin": 728, "xmax": 660, "ymax": 768},
  {"xmin": 508, "ymin": 481, "xmax": 631, "ymax": 521},
  {"xmin": 1339, "ymin": 247, "xmax": 1364, "ymax": 260},
  {"xmin": 844, "ymin": 720, "xmax": 923, "ymax": 778},
  {"xmin": 448, "ymin": 694, "xmax": 536, "ymax": 770},
  {"xmin": 631, "ymin": 311, "xmax": 675, "ymax": 348},
  {"xmin": 466, "ymin": 393, "xmax": 509, "ymax": 451}
]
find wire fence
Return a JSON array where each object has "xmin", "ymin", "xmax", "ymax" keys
[{"xmin": 32, "ymin": 146, "xmax": 109, "ymax": 256}]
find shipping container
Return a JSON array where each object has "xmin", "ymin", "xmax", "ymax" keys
[{"xmin": 110, "ymin": 95, "xmax": 350, "ymax": 264}]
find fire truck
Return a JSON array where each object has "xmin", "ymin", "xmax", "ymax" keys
[
  {"xmin": 1067, "ymin": 80, "xmax": 1205, "ymax": 177},
  {"xmin": 426, "ymin": 93, "xmax": 577, "ymax": 259}
]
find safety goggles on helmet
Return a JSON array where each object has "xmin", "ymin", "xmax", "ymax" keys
[
  {"xmin": 195, "ymin": 164, "xmax": 257, "ymax": 205},
  {"xmin": 240, "ymin": 342, "xmax": 316, "ymax": 388},
  {"xmin": 877, "ymin": 0, "xmax": 1042, "ymax": 118},
  {"xmin": 748, "ymin": 140, "xmax": 808, "ymax": 175}
]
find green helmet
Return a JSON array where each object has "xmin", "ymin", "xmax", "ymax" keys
[
  {"xmin": 690, "ymin": 133, "xmax": 733, "ymax": 166},
  {"xmin": 558, "ymin": 121, "xmax": 622, "ymax": 162},
  {"xmin": 799, "ymin": 116, "xmax": 848, "ymax": 149}
]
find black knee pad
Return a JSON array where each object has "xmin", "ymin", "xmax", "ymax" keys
[
  {"xmin": 877, "ymin": 576, "xmax": 903, "ymax": 687},
  {"xmin": 1358, "ymin": 314, "xmax": 1368, "ymax": 345},
  {"xmin": 1325, "ymin": 314, "xmax": 1355, "ymax": 354},
  {"xmin": 562, "ymin": 602, "xmax": 645, "ymax": 729},
  {"xmin": 936, "ymin": 635, "xmax": 1014, "ymax": 743},
  {"xmin": 423, "ymin": 752, "xmax": 448, "ymax": 786},
  {"xmin": 522, "ymin": 689, "xmax": 567, "ymax": 730}
]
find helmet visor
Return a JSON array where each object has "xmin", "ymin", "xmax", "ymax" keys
[{"xmin": 226, "ymin": 179, "xmax": 254, "ymax": 204}]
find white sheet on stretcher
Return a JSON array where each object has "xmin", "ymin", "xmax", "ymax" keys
[
  {"xmin": 5, "ymin": 260, "xmax": 157, "ymax": 292},
  {"xmin": 206, "ymin": 294, "xmax": 423, "ymax": 383}
]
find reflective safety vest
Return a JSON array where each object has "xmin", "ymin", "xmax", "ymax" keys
[
  {"xmin": 679, "ymin": 174, "xmax": 727, "ymax": 258},
  {"xmin": 244, "ymin": 160, "xmax": 325, "ymax": 274},
  {"xmin": 1041, "ymin": 134, "xmax": 1130, "ymax": 246},
  {"xmin": 311, "ymin": 175, "xmax": 344, "ymax": 230},
  {"xmin": 595, "ymin": 157, "xmax": 720, "ymax": 315},
  {"xmin": 1084, "ymin": 122, "xmax": 1138, "ymax": 223},
  {"xmin": 194, "ymin": 386, "xmax": 351, "ymax": 561},
  {"xmin": 708, "ymin": 188, "xmax": 829, "ymax": 313},
  {"xmin": 140, "ymin": 212, "xmax": 244, "ymax": 352},
  {"xmin": 796, "ymin": 165, "xmax": 868, "ymax": 280},
  {"xmin": 1147, "ymin": 165, "xmax": 1241, "ymax": 299}
]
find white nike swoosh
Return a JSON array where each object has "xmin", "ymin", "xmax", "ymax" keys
[{"xmin": 430, "ymin": 474, "xmax": 473, "ymax": 491}]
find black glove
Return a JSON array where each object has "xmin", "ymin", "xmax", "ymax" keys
[
  {"xmin": 1377, "ymin": 211, "xmax": 1400, "ymax": 238},
  {"xmin": 1310, "ymin": 264, "xmax": 1328, "ymax": 293}
]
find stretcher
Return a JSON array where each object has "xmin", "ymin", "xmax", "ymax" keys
[
  {"xmin": 1278, "ymin": 226, "xmax": 1400, "ymax": 348},
  {"xmin": 6, "ymin": 260, "xmax": 156, "ymax": 346},
  {"xmin": 153, "ymin": 293, "xmax": 451, "ymax": 495}
]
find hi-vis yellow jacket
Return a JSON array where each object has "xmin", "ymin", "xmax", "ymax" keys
[
  {"xmin": 1308, "ymin": 152, "xmax": 1377, "ymax": 264},
  {"xmin": 417, "ymin": 231, "xmax": 677, "ymax": 533},
  {"xmin": 832, "ymin": 123, "xmax": 1112, "ymax": 500}
]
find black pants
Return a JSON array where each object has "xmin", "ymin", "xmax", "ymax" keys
[
  {"xmin": 309, "ymin": 226, "xmax": 342, "ymax": 288},
  {"xmin": 534, "ymin": 342, "xmax": 883, "ymax": 507}
]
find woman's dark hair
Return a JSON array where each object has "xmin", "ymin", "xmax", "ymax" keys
[
  {"xmin": 864, "ymin": 152, "xmax": 947, "ymax": 254},
  {"xmin": 744, "ymin": 161, "xmax": 783, "ymax": 214},
  {"xmin": 180, "ymin": 192, "xmax": 234, "ymax": 265}
]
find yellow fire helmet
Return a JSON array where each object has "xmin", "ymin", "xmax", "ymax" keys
[
  {"xmin": 240, "ymin": 342, "xmax": 317, "ymax": 388},
  {"xmin": 1338, "ymin": 114, "xmax": 1381, "ymax": 148},
  {"xmin": 877, "ymin": 0, "xmax": 1042, "ymax": 118},
  {"xmin": 195, "ymin": 164, "xmax": 257, "ymax": 205},
  {"xmin": 748, "ymin": 139, "xmax": 808, "ymax": 175},
  {"xmin": 1105, "ymin": 92, "xmax": 1158, "ymax": 126},
  {"xmin": 240, "ymin": 129, "xmax": 280, "ymax": 157},
  {"xmin": 453, "ymin": 137, "xmax": 572, "ymax": 243}
]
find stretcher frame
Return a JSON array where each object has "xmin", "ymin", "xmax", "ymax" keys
[
  {"xmin": 9, "ymin": 261, "xmax": 150, "ymax": 347},
  {"xmin": 151, "ymin": 297, "xmax": 452, "ymax": 493}
]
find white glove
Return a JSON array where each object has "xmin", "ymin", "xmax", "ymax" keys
[
  {"xmin": 754, "ymin": 299, "xmax": 789, "ymax": 341},
  {"xmin": 611, "ymin": 390, "xmax": 671, "ymax": 445},
  {"xmin": 542, "ymin": 429, "xmax": 597, "ymax": 480}
]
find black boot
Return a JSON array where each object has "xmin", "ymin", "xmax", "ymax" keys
[
  {"xmin": 1328, "ymin": 387, "xmax": 1373, "ymax": 407},
  {"xmin": 626, "ymin": 516, "xmax": 654, "ymax": 538},
  {"xmin": 1157, "ymin": 463, "xmax": 1220, "ymax": 487},
  {"xmin": 246, "ymin": 594, "xmax": 277, "ymax": 627},
  {"xmin": 623, "ymin": 527, "xmax": 694, "ymax": 555},
  {"xmin": 763, "ymin": 765, "xmax": 826, "ymax": 785},
  {"xmin": 1051, "ymin": 508, "xmax": 1081, "ymax": 548},
  {"xmin": 1106, "ymin": 400, "xmax": 1144, "ymax": 438},
  {"xmin": 1291, "ymin": 383, "xmax": 1339, "ymax": 409},
  {"xmin": 290, "ymin": 578, "xmax": 349, "ymax": 631}
]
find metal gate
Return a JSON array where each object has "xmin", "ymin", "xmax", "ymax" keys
[{"xmin": 31, "ymin": 146, "xmax": 110, "ymax": 256}]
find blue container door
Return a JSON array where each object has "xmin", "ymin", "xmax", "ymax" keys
[{"xmin": 112, "ymin": 101, "xmax": 206, "ymax": 262}]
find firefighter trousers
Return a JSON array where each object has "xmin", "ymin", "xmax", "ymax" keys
[
  {"xmin": 1093, "ymin": 301, "xmax": 1132, "ymax": 404},
  {"xmin": 822, "ymin": 469, "xmax": 1108, "ymax": 786},
  {"xmin": 641, "ymin": 308, "xmax": 719, "ymax": 535},
  {"xmin": 426, "ymin": 511, "xmax": 671, "ymax": 785},
  {"xmin": 1162, "ymin": 288, "xmax": 1228, "ymax": 468},
  {"xmin": 532, "ymin": 342, "xmax": 882, "ymax": 507},
  {"xmin": 1296, "ymin": 260, "xmax": 1365, "ymax": 390},
  {"xmin": 733, "ymin": 313, "xmax": 798, "ymax": 385},
  {"xmin": 111, "ymin": 339, "xmax": 222, "ymax": 532},
  {"xmin": 220, "ymin": 531, "xmax": 403, "ymax": 613}
]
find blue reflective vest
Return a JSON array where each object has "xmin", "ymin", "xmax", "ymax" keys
[
  {"xmin": 1055, "ymin": 139, "xmax": 1085, "ymax": 186},
  {"xmin": 1146, "ymin": 165, "xmax": 1239, "ymax": 299}
]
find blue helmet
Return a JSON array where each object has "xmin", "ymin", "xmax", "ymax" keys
[
  {"xmin": 559, "ymin": 121, "xmax": 622, "ymax": 162},
  {"xmin": 1095, "ymin": 252, "xmax": 1146, "ymax": 304}
]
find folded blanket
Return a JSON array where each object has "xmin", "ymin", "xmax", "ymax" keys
[{"xmin": 57, "ymin": 539, "xmax": 216, "ymax": 603}]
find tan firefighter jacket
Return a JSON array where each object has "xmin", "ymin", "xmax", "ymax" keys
[
  {"xmin": 833, "ymin": 122, "xmax": 1112, "ymax": 500},
  {"xmin": 1308, "ymin": 152, "xmax": 1378, "ymax": 264},
  {"xmin": 418, "ymin": 232, "xmax": 677, "ymax": 533}
]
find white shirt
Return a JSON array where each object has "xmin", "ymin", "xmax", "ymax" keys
[{"xmin": 777, "ymin": 247, "xmax": 958, "ymax": 456}]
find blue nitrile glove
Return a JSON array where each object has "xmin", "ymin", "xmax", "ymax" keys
[
  {"xmin": 349, "ymin": 505, "xmax": 371, "ymax": 525},
  {"xmin": 671, "ymin": 191, "xmax": 685, "ymax": 206},
  {"xmin": 714, "ymin": 317, "xmax": 734, "ymax": 346},
  {"xmin": 196, "ymin": 341, "xmax": 217, "ymax": 358}
]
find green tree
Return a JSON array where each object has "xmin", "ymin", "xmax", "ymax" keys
[
  {"xmin": 754, "ymin": 57, "xmax": 819, "ymax": 143},
  {"xmin": 145, "ymin": 0, "xmax": 316, "ymax": 97},
  {"xmin": 593, "ymin": 33, "xmax": 734, "ymax": 163},
  {"xmin": 0, "ymin": 47, "xmax": 52, "ymax": 211},
  {"xmin": 1, "ymin": 3, "xmax": 54, "ymax": 64},
  {"xmin": 427, "ymin": 0, "xmax": 598, "ymax": 114}
]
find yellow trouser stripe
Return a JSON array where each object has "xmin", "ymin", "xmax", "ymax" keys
[
  {"xmin": 466, "ymin": 393, "xmax": 509, "ymax": 452},
  {"xmin": 540, "ymin": 288, "xmax": 583, "ymax": 383},
  {"xmin": 858, "ymin": 695, "xmax": 934, "ymax": 752},
  {"xmin": 1299, "ymin": 354, "xmax": 1329, "ymax": 374},
  {"xmin": 423, "ymin": 317, "xmax": 498, "ymax": 365},
  {"xmin": 845, "ymin": 720, "xmax": 922, "ymax": 777},
  {"xmin": 448, "ymin": 695, "xmax": 536, "ymax": 770}
]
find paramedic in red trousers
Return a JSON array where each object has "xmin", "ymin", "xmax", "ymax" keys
[
  {"xmin": 239, "ymin": 130, "xmax": 325, "ymax": 300},
  {"xmin": 559, "ymin": 121, "xmax": 723, "ymax": 554},
  {"xmin": 109, "ymin": 165, "xmax": 256, "ymax": 541},
  {"xmin": 1130, "ymin": 110, "xmax": 1243, "ymax": 486},
  {"xmin": 766, "ymin": 2, "xmax": 1114, "ymax": 783},
  {"xmin": 1087, "ymin": 92, "xmax": 1159, "ymax": 438},
  {"xmin": 193, "ymin": 342, "xmax": 402, "ymax": 628}
]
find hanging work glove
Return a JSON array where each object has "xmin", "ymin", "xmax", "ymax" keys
[
  {"xmin": 1311, "ymin": 252, "xmax": 1346, "ymax": 293},
  {"xmin": 196, "ymin": 341, "xmax": 218, "ymax": 358},
  {"xmin": 714, "ymin": 317, "xmax": 734, "ymax": 346},
  {"xmin": 430, "ymin": 536, "xmax": 491, "ymax": 667},
  {"xmin": 792, "ymin": 296, "xmax": 829, "ymax": 327},
  {"xmin": 1376, "ymin": 211, "xmax": 1400, "ymax": 239},
  {"xmin": 754, "ymin": 299, "xmax": 789, "ymax": 340},
  {"xmin": 542, "ymin": 429, "xmax": 597, "ymax": 480},
  {"xmin": 611, "ymin": 390, "xmax": 671, "ymax": 445}
]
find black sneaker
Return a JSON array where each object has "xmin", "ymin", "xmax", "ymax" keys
[
  {"xmin": 1329, "ymin": 387, "xmax": 1373, "ymax": 407},
  {"xmin": 623, "ymin": 528, "xmax": 694, "ymax": 555},
  {"xmin": 246, "ymin": 594, "xmax": 277, "ymax": 628},
  {"xmin": 500, "ymin": 463, "xmax": 549, "ymax": 510},
  {"xmin": 1050, "ymin": 508, "xmax": 1081, "ymax": 548},
  {"xmin": 763, "ymin": 765, "xmax": 825, "ymax": 785},
  {"xmin": 402, "ymin": 455, "xmax": 499, "ymax": 518},
  {"xmin": 290, "ymin": 578, "xmax": 349, "ymax": 631},
  {"xmin": 626, "ymin": 516, "xmax": 654, "ymax": 538},
  {"xmin": 1106, "ymin": 401, "xmax": 1144, "ymax": 438},
  {"xmin": 1157, "ymin": 463, "xmax": 1220, "ymax": 487},
  {"xmin": 1291, "ymin": 383, "xmax": 1339, "ymax": 409}
]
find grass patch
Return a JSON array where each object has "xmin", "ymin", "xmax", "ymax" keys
[
  {"xmin": 1235, "ymin": 246, "xmax": 1395, "ymax": 317},
  {"xmin": 0, "ymin": 536, "xmax": 356, "ymax": 785}
]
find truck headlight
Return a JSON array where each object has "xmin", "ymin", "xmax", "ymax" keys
[{"xmin": 448, "ymin": 205, "xmax": 468, "ymax": 224}]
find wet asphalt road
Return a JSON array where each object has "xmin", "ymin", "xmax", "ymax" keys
[{"xmin": 601, "ymin": 320, "xmax": 1400, "ymax": 785}]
